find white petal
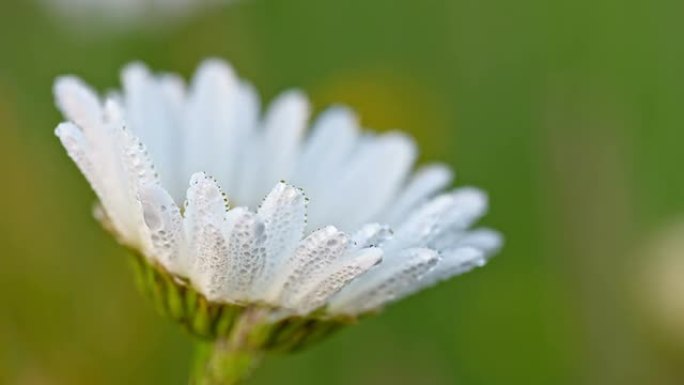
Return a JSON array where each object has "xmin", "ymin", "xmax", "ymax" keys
[
  {"xmin": 55, "ymin": 122, "xmax": 103, "ymax": 202},
  {"xmin": 121, "ymin": 63, "xmax": 185, "ymax": 200},
  {"xmin": 457, "ymin": 228, "xmax": 503, "ymax": 252},
  {"xmin": 379, "ymin": 164, "xmax": 454, "ymax": 226},
  {"xmin": 117, "ymin": 114, "xmax": 159, "ymax": 190},
  {"xmin": 190, "ymin": 222, "xmax": 231, "ymax": 301},
  {"xmin": 230, "ymin": 81, "xmax": 261, "ymax": 204},
  {"xmin": 290, "ymin": 247, "xmax": 382, "ymax": 314},
  {"xmin": 183, "ymin": 59, "xmax": 243, "ymax": 191},
  {"xmin": 311, "ymin": 132, "xmax": 416, "ymax": 231},
  {"xmin": 112, "ymin": 100, "xmax": 162, "ymax": 246},
  {"xmin": 418, "ymin": 247, "xmax": 487, "ymax": 289},
  {"xmin": 138, "ymin": 184, "xmax": 185, "ymax": 274},
  {"xmin": 293, "ymin": 106, "xmax": 358, "ymax": 202},
  {"xmin": 266, "ymin": 226, "xmax": 349, "ymax": 305},
  {"xmin": 328, "ymin": 247, "xmax": 438, "ymax": 315},
  {"xmin": 233, "ymin": 81, "xmax": 260, "ymax": 141},
  {"xmin": 431, "ymin": 227, "xmax": 503, "ymax": 254},
  {"xmin": 296, "ymin": 106, "xmax": 358, "ymax": 178},
  {"xmin": 351, "ymin": 223, "xmax": 393, "ymax": 249},
  {"xmin": 54, "ymin": 79, "xmax": 129, "ymax": 235},
  {"xmin": 387, "ymin": 187, "xmax": 488, "ymax": 252},
  {"xmin": 184, "ymin": 172, "xmax": 232, "ymax": 300},
  {"xmin": 251, "ymin": 182, "xmax": 307, "ymax": 299},
  {"xmin": 97, "ymin": 101, "xmax": 140, "ymax": 239},
  {"xmin": 55, "ymin": 81, "xmax": 156, "ymax": 245},
  {"xmin": 222, "ymin": 209, "xmax": 267, "ymax": 302},
  {"xmin": 184, "ymin": 172, "xmax": 229, "ymax": 261},
  {"xmin": 54, "ymin": 76, "xmax": 101, "ymax": 130},
  {"xmin": 246, "ymin": 90, "xmax": 308, "ymax": 207}
]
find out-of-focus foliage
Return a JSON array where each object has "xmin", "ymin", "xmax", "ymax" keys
[{"xmin": 1, "ymin": 0, "xmax": 683, "ymax": 384}]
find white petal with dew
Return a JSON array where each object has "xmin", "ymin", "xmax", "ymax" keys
[
  {"xmin": 351, "ymin": 223, "xmax": 393, "ymax": 249},
  {"xmin": 252, "ymin": 182, "xmax": 307, "ymax": 300},
  {"xmin": 222, "ymin": 209, "xmax": 267, "ymax": 302},
  {"xmin": 290, "ymin": 247, "xmax": 382, "ymax": 314},
  {"xmin": 417, "ymin": 247, "xmax": 487, "ymax": 290},
  {"xmin": 55, "ymin": 122, "xmax": 103, "ymax": 205},
  {"xmin": 387, "ymin": 187, "xmax": 488, "ymax": 253},
  {"xmin": 329, "ymin": 247, "xmax": 438, "ymax": 314},
  {"xmin": 183, "ymin": 172, "xmax": 232, "ymax": 300},
  {"xmin": 121, "ymin": 63, "xmax": 185, "ymax": 200},
  {"xmin": 190, "ymin": 222, "xmax": 231, "ymax": 301},
  {"xmin": 55, "ymin": 79, "xmax": 136, "ymax": 241},
  {"xmin": 267, "ymin": 226, "xmax": 349, "ymax": 305},
  {"xmin": 138, "ymin": 184, "xmax": 185, "ymax": 274}
]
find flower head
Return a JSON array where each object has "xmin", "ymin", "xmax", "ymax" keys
[{"xmin": 54, "ymin": 59, "xmax": 501, "ymax": 336}]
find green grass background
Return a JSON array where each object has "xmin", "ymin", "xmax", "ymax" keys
[{"xmin": 1, "ymin": 0, "xmax": 684, "ymax": 384}]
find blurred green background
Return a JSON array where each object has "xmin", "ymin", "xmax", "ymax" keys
[{"xmin": 2, "ymin": 0, "xmax": 684, "ymax": 384}]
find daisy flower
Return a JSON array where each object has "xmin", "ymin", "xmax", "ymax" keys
[
  {"xmin": 53, "ymin": 59, "xmax": 502, "ymax": 383},
  {"xmin": 39, "ymin": 0, "xmax": 237, "ymax": 31}
]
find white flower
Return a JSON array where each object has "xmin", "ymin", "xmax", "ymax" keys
[
  {"xmin": 53, "ymin": 59, "xmax": 502, "ymax": 318},
  {"xmin": 40, "ymin": 0, "xmax": 236, "ymax": 30}
]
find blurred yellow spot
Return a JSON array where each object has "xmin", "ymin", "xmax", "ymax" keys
[
  {"xmin": 311, "ymin": 68, "xmax": 450, "ymax": 158},
  {"xmin": 639, "ymin": 220, "xmax": 684, "ymax": 352}
]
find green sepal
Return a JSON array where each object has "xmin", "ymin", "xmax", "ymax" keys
[{"xmin": 128, "ymin": 251, "xmax": 356, "ymax": 352}]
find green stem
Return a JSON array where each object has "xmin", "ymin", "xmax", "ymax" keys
[
  {"xmin": 190, "ymin": 308, "xmax": 269, "ymax": 385},
  {"xmin": 191, "ymin": 340, "xmax": 263, "ymax": 385}
]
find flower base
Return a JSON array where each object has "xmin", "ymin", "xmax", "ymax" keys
[{"xmin": 129, "ymin": 252, "xmax": 350, "ymax": 351}]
